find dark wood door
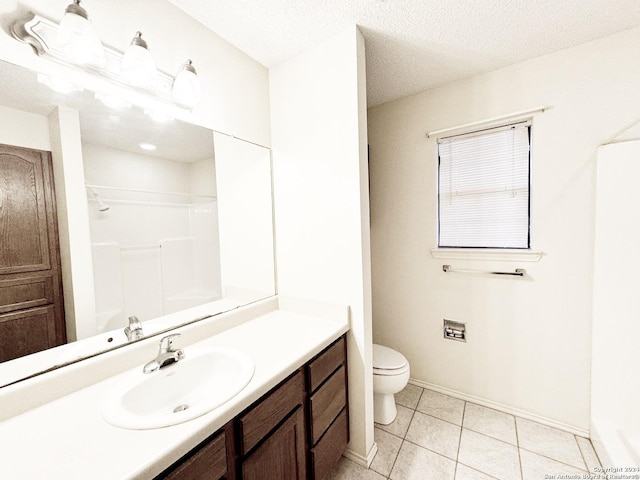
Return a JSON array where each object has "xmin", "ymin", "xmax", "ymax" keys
[
  {"xmin": 0, "ymin": 144, "xmax": 65, "ymax": 362},
  {"xmin": 242, "ymin": 406, "xmax": 307, "ymax": 480}
]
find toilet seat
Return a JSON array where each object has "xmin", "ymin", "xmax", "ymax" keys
[{"xmin": 373, "ymin": 344, "xmax": 409, "ymax": 376}]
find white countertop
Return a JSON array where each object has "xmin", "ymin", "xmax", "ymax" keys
[{"xmin": 0, "ymin": 303, "xmax": 349, "ymax": 479}]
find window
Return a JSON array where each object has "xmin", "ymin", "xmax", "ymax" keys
[{"xmin": 437, "ymin": 121, "xmax": 531, "ymax": 249}]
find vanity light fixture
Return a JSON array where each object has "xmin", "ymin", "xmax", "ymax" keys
[
  {"xmin": 121, "ymin": 32, "xmax": 157, "ymax": 89},
  {"xmin": 172, "ymin": 60, "xmax": 201, "ymax": 108},
  {"xmin": 11, "ymin": 11, "xmax": 203, "ymax": 111},
  {"xmin": 56, "ymin": 0, "xmax": 106, "ymax": 67}
]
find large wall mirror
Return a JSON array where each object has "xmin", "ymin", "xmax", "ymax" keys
[{"xmin": 0, "ymin": 58, "xmax": 276, "ymax": 387}]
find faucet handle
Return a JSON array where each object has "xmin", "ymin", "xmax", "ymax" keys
[
  {"xmin": 158, "ymin": 333, "xmax": 181, "ymax": 354},
  {"xmin": 128, "ymin": 315, "xmax": 142, "ymax": 328},
  {"xmin": 124, "ymin": 315, "xmax": 144, "ymax": 341}
]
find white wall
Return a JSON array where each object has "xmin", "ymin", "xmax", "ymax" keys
[
  {"xmin": 213, "ymin": 133, "xmax": 275, "ymax": 301},
  {"xmin": 0, "ymin": 105, "xmax": 50, "ymax": 150},
  {"xmin": 592, "ymin": 141, "xmax": 640, "ymax": 436},
  {"xmin": 368, "ymin": 26, "xmax": 640, "ymax": 433},
  {"xmin": 270, "ymin": 27, "xmax": 374, "ymax": 463},
  {"xmin": 48, "ymin": 107, "xmax": 96, "ymax": 342}
]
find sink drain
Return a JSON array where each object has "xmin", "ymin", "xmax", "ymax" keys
[{"xmin": 173, "ymin": 404, "xmax": 189, "ymax": 413}]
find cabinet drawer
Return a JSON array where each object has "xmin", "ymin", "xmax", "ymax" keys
[
  {"xmin": 239, "ymin": 370, "xmax": 304, "ymax": 454},
  {"xmin": 307, "ymin": 336, "xmax": 346, "ymax": 393},
  {"xmin": 310, "ymin": 365, "xmax": 346, "ymax": 444},
  {"xmin": 242, "ymin": 406, "xmax": 306, "ymax": 480},
  {"xmin": 0, "ymin": 274, "xmax": 54, "ymax": 314},
  {"xmin": 159, "ymin": 430, "xmax": 227, "ymax": 480},
  {"xmin": 310, "ymin": 409, "xmax": 348, "ymax": 480}
]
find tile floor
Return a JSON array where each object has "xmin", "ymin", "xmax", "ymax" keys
[{"xmin": 330, "ymin": 384, "xmax": 602, "ymax": 480}]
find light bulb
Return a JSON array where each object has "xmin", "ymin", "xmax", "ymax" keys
[
  {"xmin": 56, "ymin": 0, "xmax": 106, "ymax": 67},
  {"xmin": 121, "ymin": 31, "xmax": 157, "ymax": 89},
  {"xmin": 172, "ymin": 59, "xmax": 201, "ymax": 108}
]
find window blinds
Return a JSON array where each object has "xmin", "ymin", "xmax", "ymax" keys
[{"xmin": 438, "ymin": 122, "xmax": 531, "ymax": 249}]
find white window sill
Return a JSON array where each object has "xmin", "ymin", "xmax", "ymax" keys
[{"xmin": 430, "ymin": 248, "xmax": 543, "ymax": 262}]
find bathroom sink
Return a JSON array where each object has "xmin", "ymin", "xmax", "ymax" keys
[{"xmin": 101, "ymin": 346, "xmax": 254, "ymax": 429}]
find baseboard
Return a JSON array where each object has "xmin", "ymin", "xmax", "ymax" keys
[
  {"xmin": 409, "ymin": 379, "xmax": 590, "ymax": 438},
  {"xmin": 343, "ymin": 441, "xmax": 378, "ymax": 468}
]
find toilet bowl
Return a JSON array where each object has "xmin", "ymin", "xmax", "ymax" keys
[{"xmin": 373, "ymin": 344, "xmax": 410, "ymax": 425}]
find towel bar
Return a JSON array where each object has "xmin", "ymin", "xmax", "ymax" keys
[{"xmin": 442, "ymin": 265, "xmax": 526, "ymax": 276}]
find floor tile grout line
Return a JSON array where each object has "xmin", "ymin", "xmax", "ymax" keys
[
  {"xmin": 517, "ymin": 445, "xmax": 590, "ymax": 473},
  {"xmin": 384, "ymin": 401, "xmax": 419, "ymax": 478},
  {"xmin": 374, "ymin": 424, "xmax": 407, "ymax": 441},
  {"xmin": 456, "ymin": 460, "xmax": 503, "ymax": 480},
  {"xmin": 583, "ymin": 437, "xmax": 604, "ymax": 471},
  {"xmin": 386, "ymin": 438, "xmax": 405, "ymax": 480},
  {"xmin": 514, "ymin": 411, "xmax": 524, "ymax": 480},
  {"xmin": 401, "ymin": 436, "xmax": 461, "ymax": 463},
  {"xmin": 413, "ymin": 385, "xmax": 425, "ymax": 412},
  {"xmin": 373, "ymin": 443, "xmax": 398, "ymax": 477},
  {"xmin": 386, "ymin": 386, "xmax": 422, "ymax": 479},
  {"xmin": 451, "ymin": 400, "xmax": 462, "ymax": 480},
  {"xmin": 456, "ymin": 400, "xmax": 467, "ymax": 462},
  {"xmin": 573, "ymin": 435, "xmax": 602, "ymax": 473},
  {"xmin": 575, "ymin": 434, "xmax": 589, "ymax": 471},
  {"xmin": 461, "ymin": 425, "xmax": 521, "ymax": 449},
  {"xmin": 462, "ymin": 424, "xmax": 518, "ymax": 446},
  {"xmin": 378, "ymin": 422, "xmax": 407, "ymax": 478},
  {"xmin": 412, "ymin": 408, "xmax": 465, "ymax": 429}
]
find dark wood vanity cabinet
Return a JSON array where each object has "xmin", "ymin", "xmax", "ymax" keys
[
  {"xmin": 156, "ymin": 334, "xmax": 349, "ymax": 480},
  {"xmin": 158, "ymin": 428, "xmax": 229, "ymax": 480},
  {"xmin": 0, "ymin": 144, "xmax": 66, "ymax": 362},
  {"xmin": 306, "ymin": 336, "xmax": 349, "ymax": 480},
  {"xmin": 239, "ymin": 370, "xmax": 307, "ymax": 479}
]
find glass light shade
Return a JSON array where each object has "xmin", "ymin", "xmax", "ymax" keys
[
  {"xmin": 56, "ymin": 1, "xmax": 106, "ymax": 67},
  {"xmin": 172, "ymin": 60, "xmax": 201, "ymax": 108},
  {"xmin": 121, "ymin": 32, "xmax": 157, "ymax": 89}
]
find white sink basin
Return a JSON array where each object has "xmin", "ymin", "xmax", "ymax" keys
[{"xmin": 101, "ymin": 346, "xmax": 254, "ymax": 429}]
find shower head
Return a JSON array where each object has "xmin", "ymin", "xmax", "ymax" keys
[{"xmin": 86, "ymin": 186, "xmax": 110, "ymax": 212}]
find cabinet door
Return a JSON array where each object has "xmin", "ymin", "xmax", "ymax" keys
[
  {"xmin": 0, "ymin": 305, "xmax": 57, "ymax": 362},
  {"xmin": 242, "ymin": 406, "xmax": 306, "ymax": 480},
  {"xmin": 239, "ymin": 371, "xmax": 304, "ymax": 454},
  {"xmin": 158, "ymin": 430, "xmax": 227, "ymax": 480}
]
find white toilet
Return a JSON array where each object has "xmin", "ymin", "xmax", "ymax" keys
[{"xmin": 372, "ymin": 344, "xmax": 410, "ymax": 425}]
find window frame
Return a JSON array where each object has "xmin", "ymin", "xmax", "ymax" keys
[{"xmin": 436, "ymin": 121, "xmax": 532, "ymax": 250}]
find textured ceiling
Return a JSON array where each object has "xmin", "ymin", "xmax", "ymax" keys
[{"xmin": 167, "ymin": 0, "xmax": 640, "ymax": 107}]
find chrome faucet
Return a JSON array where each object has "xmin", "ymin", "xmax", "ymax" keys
[
  {"xmin": 143, "ymin": 333, "xmax": 185, "ymax": 374},
  {"xmin": 124, "ymin": 315, "xmax": 144, "ymax": 341}
]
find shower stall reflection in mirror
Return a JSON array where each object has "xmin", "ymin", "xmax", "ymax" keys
[{"xmin": 82, "ymin": 143, "xmax": 221, "ymax": 335}]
